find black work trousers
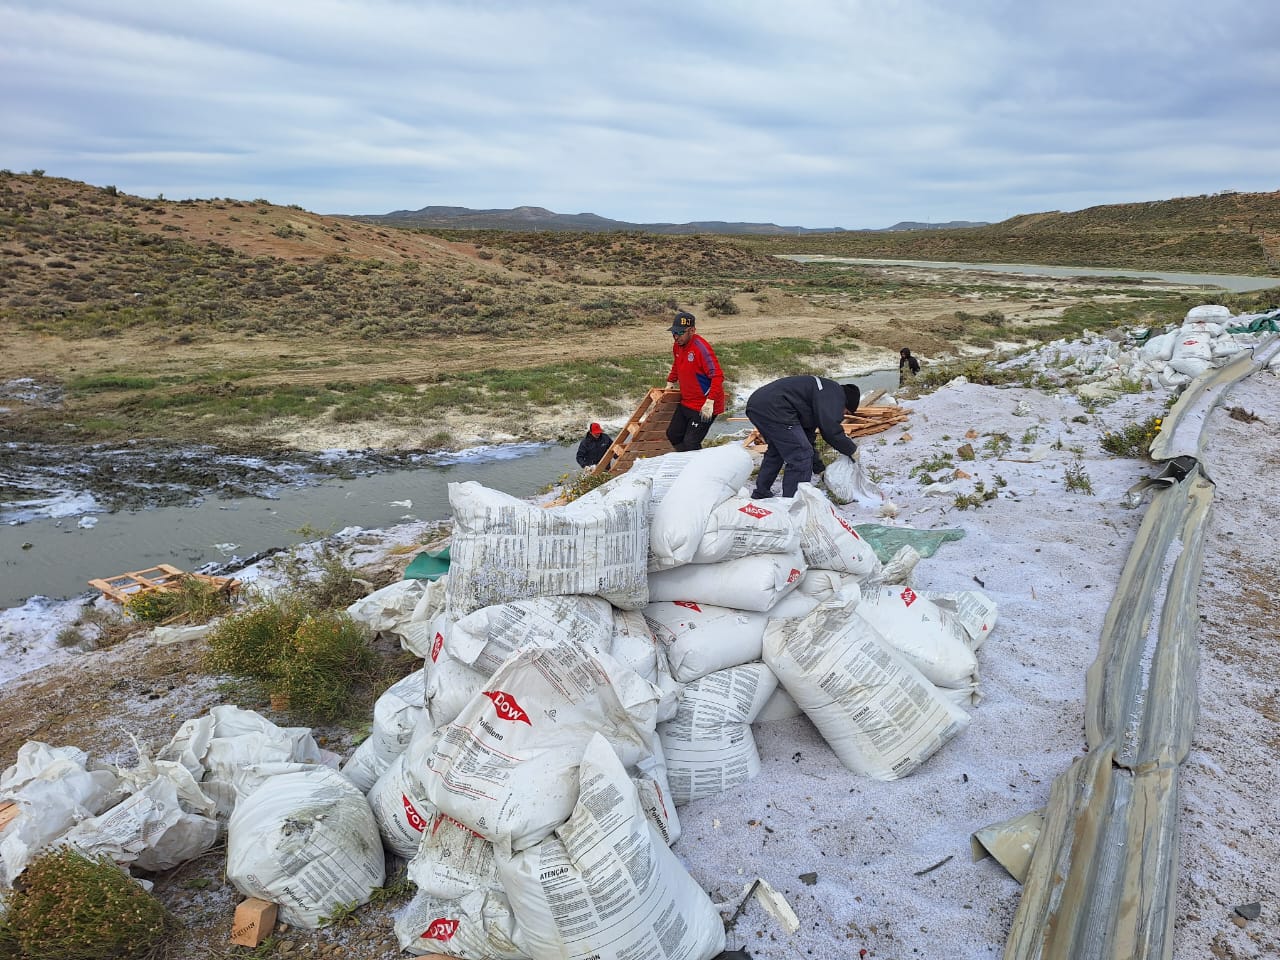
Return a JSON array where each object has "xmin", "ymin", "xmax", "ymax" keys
[{"xmin": 666, "ymin": 404, "xmax": 714, "ymax": 452}]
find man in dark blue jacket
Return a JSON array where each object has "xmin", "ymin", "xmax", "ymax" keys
[
  {"xmin": 745, "ymin": 375, "xmax": 860, "ymax": 498},
  {"xmin": 576, "ymin": 422, "xmax": 612, "ymax": 468}
]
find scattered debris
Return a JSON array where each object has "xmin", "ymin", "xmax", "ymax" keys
[
  {"xmin": 1227, "ymin": 406, "xmax": 1262, "ymax": 423},
  {"xmin": 1233, "ymin": 901, "xmax": 1261, "ymax": 921},
  {"xmin": 912, "ymin": 854, "xmax": 954, "ymax": 877},
  {"xmin": 88, "ymin": 563, "xmax": 239, "ymax": 606},
  {"xmin": 799, "ymin": 871, "xmax": 818, "ymax": 885}
]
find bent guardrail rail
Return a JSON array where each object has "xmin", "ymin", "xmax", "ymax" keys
[{"xmin": 999, "ymin": 335, "xmax": 1278, "ymax": 960}]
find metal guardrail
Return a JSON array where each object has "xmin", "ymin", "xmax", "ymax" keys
[{"xmin": 998, "ymin": 335, "xmax": 1278, "ymax": 959}]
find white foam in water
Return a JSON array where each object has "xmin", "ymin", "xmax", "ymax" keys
[{"xmin": 3, "ymin": 490, "xmax": 102, "ymax": 524}]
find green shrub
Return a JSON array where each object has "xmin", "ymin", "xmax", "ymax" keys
[
  {"xmin": 0, "ymin": 848, "xmax": 173, "ymax": 960},
  {"xmin": 205, "ymin": 597, "xmax": 380, "ymax": 722},
  {"xmin": 1101, "ymin": 415, "xmax": 1162, "ymax": 458},
  {"xmin": 1063, "ymin": 460, "xmax": 1095, "ymax": 494},
  {"xmin": 122, "ymin": 576, "xmax": 233, "ymax": 624}
]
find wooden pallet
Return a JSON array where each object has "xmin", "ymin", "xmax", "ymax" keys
[
  {"xmin": 589, "ymin": 387, "xmax": 684, "ymax": 476},
  {"xmin": 89, "ymin": 564, "xmax": 239, "ymax": 605},
  {"xmin": 742, "ymin": 404, "xmax": 910, "ymax": 454}
]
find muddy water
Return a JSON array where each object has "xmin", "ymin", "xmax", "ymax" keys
[
  {"xmin": 0, "ymin": 370, "xmax": 901, "ymax": 610},
  {"xmin": 0, "ymin": 444, "xmax": 577, "ymax": 609}
]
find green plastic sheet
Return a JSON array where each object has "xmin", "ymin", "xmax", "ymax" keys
[
  {"xmin": 403, "ymin": 546, "xmax": 451, "ymax": 581},
  {"xmin": 852, "ymin": 524, "xmax": 966, "ymax": 563}
]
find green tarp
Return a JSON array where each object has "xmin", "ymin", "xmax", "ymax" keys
[
  {"xmin": 853, "ymin": 524, "xmax": 966, "ymax": 563},
  {"xmin": 403, "ymin": 546, "xmax": 451, "ymax": 581}
]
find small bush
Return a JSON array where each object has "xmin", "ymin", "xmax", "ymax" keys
[
  {"xmin": 122, "ymin": 576, "xmax": 233, "ymax": 624},
  {"xmin": 205, "ymin": 595, "xmax": 379, "ymax": 722},
  {"xmin": 704, "ymin": 292, "xmax": 739, "ymax": 315},
  {"xmin": 0, "ymin": 848, "xmax": 173, "ymax": 960},
  {"xmin": 1064, "ymin": 460, "xmax": 1095, "ymax": 494},
  {"xmin": 1101, "ymin": 415, "xmax": 1162, "ymax": 458}
]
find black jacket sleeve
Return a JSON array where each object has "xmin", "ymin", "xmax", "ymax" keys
[{"xmin": 815, "ymin": 387, "xmax": 857, "ymax": 457}]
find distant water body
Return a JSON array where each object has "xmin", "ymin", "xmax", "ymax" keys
[{"xmin": 782, "ymin": 255, "xmax": 1280, "ymax": 293}]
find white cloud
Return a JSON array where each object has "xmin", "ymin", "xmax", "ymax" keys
[{"xmin": 2, "ymin": 0, "xmax": 1277, "ymax": 227}]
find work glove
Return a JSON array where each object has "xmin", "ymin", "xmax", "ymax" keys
[
  {"xmin": 700, "ymin": 399, "xmax": 715, "ymax": 419},
  {"xmin": 665, "ymin": 379, "xmax": 678, "ymax": 390}
]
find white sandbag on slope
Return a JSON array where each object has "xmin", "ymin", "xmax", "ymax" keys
[
  {"xmin": 446, "ymin": 476, "xmax": 651, "ymax": 618},
  {"xmin": 346, "ymin": 578, "xmax": 426, "ymax": 634},
  {"xmin": 793, "ymin": 486, "xmax": 881, "ymax": 578},
  {"xmin": 855, "ymin": 585, "xmax": 994, "ymax": 687},
  {"xmin": 648, "ymin": 549, "xmax": 807, "ymax": 612},
  {"xmin": 1139, "ymin": 330, "xmax": 1177, "ymax": 363},
  {"xmin": 227, "ymin": 767, "xmax": 385, "ymax": 929},
  {"xmin": 395, "ymin": 888, "xmax": 525, "ymax": 959},
  {"xmin": 610, "ymin": 608, "xmax": 682, "ymax": 723},
  {"xmin": 650, "ymin": 445, "xmax": 755, "ymax": 569},
  {"xmin": 156, "ymin": 705, "xmax": 336, "ymax": 819},
  {"xmin": 0, "ymin": 742, "xmax": 122, "ymax": 886},
  {"xmin": 763, "ymin": 599, "xmax": 969, "ymax": 781},
  {"xmin": 691, "ymin": 495, "xmax": 802, "ymax": 564},
  {"xmin": 61, "ymin": 776, "xmax": 218, "ymax": 874},
  {"xmin": 340, "ymin": 669, "xmax": 426, "ymax": 792},
  {"xmin": 496, "ymin": 734, "xmax": 726, "ymax": 960},
  {"xmin": 1169, "ymin": 326, "xmax": 1213, "ymax": 377},
  {"xmin": 754, "ymin": 684, "xmax": 805, "ymax": 723},
  {"xmin": 422, "ymin": 641, "xmax": 659, "ymax": 851},
  {"xmin": 367, "ymin": 719, "xmax": 442, "ymax": 858},
  {"xmin": 449, "ymin": 595, "xmax": 615, "ymax": 677},
  {"xmin": 645, "ymin": 591, "xmax": 818, "ymax": 684},
  {"xmin": 658, "ymin": 662, "xmax": 778, "ymax": 804}
]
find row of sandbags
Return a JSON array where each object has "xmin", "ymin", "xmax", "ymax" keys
[{"xmin": 1001, "ymin": 303, "xmax": 1280, "ymax": 400}]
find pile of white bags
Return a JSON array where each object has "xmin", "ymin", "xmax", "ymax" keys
[{"xmin": 1004, "ymin": 303, "xmax": 1280, "ymax": 399}]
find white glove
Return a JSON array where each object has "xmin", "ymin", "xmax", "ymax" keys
[
  {"xmin": 665, "ymin": 380, "xmax": 678, "ymax": 390},
  {"xmin": 700, "ymin": 399, "xmax": 715, "ymax": 419}
]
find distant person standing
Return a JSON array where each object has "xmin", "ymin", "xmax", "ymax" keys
[
  {"xmin": 899, "ymin": 347, "xmax": 921, "ymax": 385},
  {"xmin": 746, "ymin": 375, "xmax": 860, "ymax": 498},
  {"xmin": 575, "ymin": 422, "xmax": 612, "ymax": 468},
  {"xmin": 664, "ymin": 310, "xmax": 724, "ymax": 452}
]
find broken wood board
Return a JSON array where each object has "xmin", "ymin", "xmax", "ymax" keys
[
  {"xmin": 742, "ymin": 405, "xmax": 909, "ymax": 454},
  {"xmin": 89, "ymin": 564, "xmax": 239, "ymax": 605}
]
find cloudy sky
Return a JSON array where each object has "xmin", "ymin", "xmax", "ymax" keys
[{"xmin": 3, "ymin": 0, "xmax": 1277, "ymax": 229}]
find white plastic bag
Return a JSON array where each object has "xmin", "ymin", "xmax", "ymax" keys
[
  {"xmin": 854, "ymin": 585, "xmax": 980, "ymax": 689},
  {"xmin": 763, "ymin": 598, "xmax": 969, "ymax": 780},
  {"xmin": 648, "ymin": 549, "xmax": 806, "ymax": 612},
  {"xmin": 658, "ymin": 662, "xmax": 778, "ymax": 804},
  {"xmin": 645, "ymin": 591, "xmax": 816, "ymax": 683},
  {"xmin": 446, "ymin": 476, "xmax": 651, "ymax": 617},
  {"xmin": 649, "ymin": 446, "xmax": 755, "ymax": 569},
  {"xmin": 496, "ymin": 734, "xmax": 726, "ymax": 960},
  {"xmin": 62, "ymin": 776, "xmax": 218, "ymax": 873},
  {"xmin": 226, "ymin": 767, "xmax": 385, "ymax": 929},
  {"xmin": 157, "ymin": 705, "xmax": 335, "ymax": 819},
  {"xmin": 340, "ymin": 670, "xmax": 426, "ymax": 792},
  {"xmin": 0, "ymin": 742, "xmax": 122, "ymax": 886},
  {"xmin": 793, "ymin": 486, "xmax": 881, "ymax": 578},
  {"xmin": 422, "ymin": 641, "xmax": 659, "ymax": 851},
  {"xmin": 691, "ymin": 495, "xmax": 802, "ymax": 564}
]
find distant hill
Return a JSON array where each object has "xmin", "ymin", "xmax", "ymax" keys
[
  {"xmin": 883, "ymin": 220, "xmax": 988, "ymax": 232},
  {"xmin": 736, "ymin": 190, "xmax": 1280, "ymax": 275},
  {"xmin": 349, "ymin": 205, "xmax": 989, "ymax": 235}
]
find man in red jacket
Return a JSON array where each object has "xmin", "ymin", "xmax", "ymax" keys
[{"xmin": 664, "ymin": 310, "xmax": 725, "ymax": 451}]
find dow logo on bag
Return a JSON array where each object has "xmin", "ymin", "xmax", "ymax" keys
[
  {"xmin": 402, "ymin": 794, "xmax": 428, "ymax": 833},
  {"xmin": 673, "ymin": 600, "xmax": 702, "ymax": 611},
  {"xmin": 739, "ymin": 503, "xmax": 772, "ymax": 519},
  {"xmin": 431, "ymin": 632, "xmax": 444, "ymax": 663},
  {"xmin": 482, "ymin": 690, "xmax": 532, "ymax": 724},
  {"xmin": 900, "ymin": 587, "xmax": 918, "ymax": 607},
  {"xmin": 422, "ymin": 918, "xmax": 460, "ymax": 941}
]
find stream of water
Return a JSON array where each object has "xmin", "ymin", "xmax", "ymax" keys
[
  {"xmin": 1, "ymin": 369, "xmax": 901, "ymax": 608},
  {"xmin": 781, "ymin": 256, "xmax": 1280, "ymax": 293}
]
